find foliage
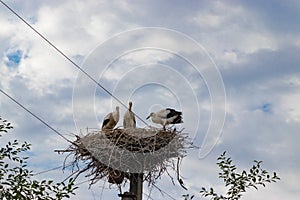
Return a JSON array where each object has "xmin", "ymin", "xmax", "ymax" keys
[
  {"xmin": 0, "ymin": 117, "xmax": 78, "ymax": 200},
  {"xmin": 0, "ymin": 117, "xmax": 13, "ymax": 135},
  {"xmin": 182, "ymin": 193, "xmax": 195, "ymax": 200},
  {"xmin": 199, "ymin": 151, "xmax": 280, "ymax": 200}
]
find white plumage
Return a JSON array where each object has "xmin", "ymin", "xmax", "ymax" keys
[
  {"xmin": 102, "ymin": 106, "xmax": 120, "ymax": 130},
  {"xmin": 146, "ymin": 108, "xmax": 183, "ymax": 129},
  {"xmin": 123, "ymin": 101, "xmax": 136, "ymax": 128}
]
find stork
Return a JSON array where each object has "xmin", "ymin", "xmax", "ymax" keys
[
  {"xmin": 102, "ymin": 106, "xmax": 120, "ymax": 130},
  {"xmin": 146, "ymin": 108, "xmax": 183, "ymax": 129},
  {"xmin": 123, "ymin": 101, "xmax": 136, "ymax": 128}
]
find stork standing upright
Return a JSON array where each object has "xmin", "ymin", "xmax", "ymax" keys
[
  {"xmin": 102, "ymin": 106, "xmax": 120, "ymax": 130},
  {"xmin": 146, "ymin": 108, "xmax": 183, "ymax": 129},
  {"xmin": 123, "ymin": 101, "xmax": 136, "ymax": 128}
]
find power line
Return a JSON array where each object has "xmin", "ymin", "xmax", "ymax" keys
[
  {"xmin": 144, "ymin": 191, "xmax": 155, "ymax": 200},
  {"xmin": 0, "ymin": 0, "xmax": 149, "ymax": 127},
  {"xmin": 33, "ymin": 165, "xmax": 64, "ymax": 176},
  {"xmin": 0, "ymin": 88, "xmax": 71, "ymax": 142},
  {"xmin": 32, "ymin": 163, "xmax": 74, "ymax": 176},
  {"xmin": 151, "ymin": 183, "xmax": 177, "ymax": 200}
]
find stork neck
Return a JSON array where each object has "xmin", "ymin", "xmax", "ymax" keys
[{"xmin": 129, "ymin": 103, "xmax": 132, "ymax": 111}]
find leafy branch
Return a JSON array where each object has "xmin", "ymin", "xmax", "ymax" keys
[
  {"xmin": 200, "ymin": 151, "xmax": 280, "ymax": 200},
  {"xmin": 0, "ymin": 117, "xmax": 78, "ymax": 200}
]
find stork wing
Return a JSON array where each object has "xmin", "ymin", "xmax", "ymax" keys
[
  {"xmin": 102, "ymin": 113, "xmax": 112, "ymax": 128},
  {"xmin": 102, "ymin": 118, "xmax": 110, "ymax": 128},
  {"xmin": 132, "ymin": 112, "xmax": 136, "ymax": 128},
  {"xmin": 166, "ymin": 108, "xmax": 182, "ymax": 118},
  {"xmin": 156, "ymin": 109, "xmax": 171, "ymax": 118}
]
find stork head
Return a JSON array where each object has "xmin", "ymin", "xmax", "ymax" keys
[{"xmin": 146, "ymin": 112, "xmax": 154, "ymax": 119}]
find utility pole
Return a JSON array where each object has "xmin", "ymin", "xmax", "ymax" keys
[
  {"xmin": 129, "ymin": 173, "xmax": 143, "ymax": 200},
  {"xmin": 119, "ymin": 173, "xmax": 143, "ymax": 200}
]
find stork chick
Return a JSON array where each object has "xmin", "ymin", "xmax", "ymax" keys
[
  {"xmin": 146, "ymin": 108, "xmax": 183, "ymax": 129},
  {"xmin": 102, "ymin": 106, "xmax": 120, "ymax": 130},
  {"xmin": 123, "ymin": 101, "xmax": 136, "ymax": 128}
]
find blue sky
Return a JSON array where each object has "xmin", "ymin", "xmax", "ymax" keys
[
  {"xmin": 1, "ymin": 0, "xmax": 300, "ymax": 199},
  {"xmin": 6, "ymin": 49, "xmax": 22, "ymax": 67}
]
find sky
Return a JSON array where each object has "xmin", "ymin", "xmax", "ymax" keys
[{"xmin": 0, "ymin": 0, "xmax": 300, "ymax": 199}]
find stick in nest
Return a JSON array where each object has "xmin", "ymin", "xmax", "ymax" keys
[{"xmin": 55, "ymin": 127, "xmax": 191, "ymax": 187}]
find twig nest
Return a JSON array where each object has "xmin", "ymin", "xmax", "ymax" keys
[
  {"xmin": 57, "ymin": 127, "xmax": 190, "ymax": 186},
  {"xmin": 107, "ymin": 169, "xmax": 124, "ymax": 184}
]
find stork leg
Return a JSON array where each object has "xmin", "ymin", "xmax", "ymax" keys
[{"xmin": 162, "ymin": 122, "xmax": 166, "ymax": 130}]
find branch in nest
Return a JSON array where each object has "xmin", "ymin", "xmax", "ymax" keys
[{"xmin": 55, "ymin": 127, "xmax": 191, "ymax": 188}]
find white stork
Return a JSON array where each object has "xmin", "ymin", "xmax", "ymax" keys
[
  {"xmin": 123, "ymin": 101, "xmax": 136, "ymax": 128},
  {"xmin": 102, "ymin": 106, "xmax": 120, "ymax": 130},
  {"xmin": 146, "ymin": 108, "xmax": 183, "ymax": 129}
]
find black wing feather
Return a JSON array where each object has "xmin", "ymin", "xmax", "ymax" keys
[
  {"xmin": 166, "ymin": 108, "xmax": 182, "ymax": 118},
  {"xmin": 102, "ymin": 118, "xmax": 110, "ymax": 128},
  {"xmin": 172, "ymin": 115, "xmax": 183, "ymax": 124}
]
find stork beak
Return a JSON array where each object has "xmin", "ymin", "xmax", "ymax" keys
[{"xmin": 146, "ymin": 115, "xmax": 150, "ymax": 120}]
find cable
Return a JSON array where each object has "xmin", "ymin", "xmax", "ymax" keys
[
  {"xmin": 32, "ymin": 163, "xmax": 74, "ymax": 176},
  {"xmin": 144, "ymin": 191, "xmax": 155, "ymax": 200},
  {"xmin": 33, "ymin": 165, "xmax": 64, "ymax": 176},
  {"xmin": 152, "ymin": 183, "xmax": 177, "ymax": 200},
  {"xmin": 146, "ymin": 184, "xmax": 155, "ymax": 200},
  {"xmin": 0, "ymin": 88, "xmax": 71, "ymax": 142},
  {"xmin": 0, "ymin": 0, "xmax": 149, "ymax": 127}
]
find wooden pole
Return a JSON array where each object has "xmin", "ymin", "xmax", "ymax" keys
[
  {"xmin": 136, "ymin": 173, "xmax": 143, "ymax": 200},
  {"xmin": 129, "ymin": 173, "xmax": 143, "ymax": 200}
]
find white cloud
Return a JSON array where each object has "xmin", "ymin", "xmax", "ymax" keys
[
  {"xmin": 190, "ymin": 1, "xmax": 244, "ymax": 28},
  {"xmin": 279, "ymin": 93, "xmax": 300, "ymax": 122},
  {"xmin": 187, "ymin": 1, "xmax": 278, "ymax": 66}
]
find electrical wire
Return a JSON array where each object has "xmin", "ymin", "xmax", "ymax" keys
[
  {"xmin": 0, "ymin": 88, "xmax": 71, "ymax": 142},
  {"xmin": 152, "ymin": 183, "xmax": 177, "ymax": 200},
  {"xmin": 144, "ymin": 191, "xmax": 155, "ymax": 200},
  {"xmin": 32, "ymin": 163, "xmax": 73, "ymax": 176},
  {"xmin": 33, "ymin": 165, "xmax": 64, "ymax": 176},
  {"xmin": 0, "ymin": 0, "xmax": 149, "ymax": 127}
]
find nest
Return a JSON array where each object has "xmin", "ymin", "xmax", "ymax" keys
[{"xmin": 56, "ymin": 127, "xmax": 190, "ymax": 186}]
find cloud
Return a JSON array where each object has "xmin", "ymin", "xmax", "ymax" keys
[
  {"xmin": 221, "ymin": 46, "xmax": 300, "ymax": 87},
  {"xmin": 214, "ymin": 43, "xmax": 300, "ymax": 199},
  {"xmin": 240, "ymin": 0, "xmax": 300, "ymax": 34}
]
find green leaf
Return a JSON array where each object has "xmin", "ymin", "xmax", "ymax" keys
[{"xmin": 0, "ymin": 118, "xmax": 78, "ymax": 199}]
